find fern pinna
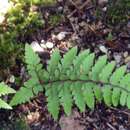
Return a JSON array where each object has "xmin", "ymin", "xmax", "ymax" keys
[
  {"xmin": 10, "ymin": 44, "xmax": 130, "ymax": 119},
  {"xmin": 0, "ymin": 82, "xmax": 16, "ymax": 109}
]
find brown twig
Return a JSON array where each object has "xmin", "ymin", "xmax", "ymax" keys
[
  {"xmin": 68, "ymin": 0, "xmax": 90, "ymax": 18},
  {"xmin": 106, "ymin": 123, "xmax": 117, "ymax": 130}
]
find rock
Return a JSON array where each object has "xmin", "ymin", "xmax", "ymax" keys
[
  {"xmin": 98, "ymin": 0, "xmax": 108, "ymax": 6},
  {"xmin": 113, "ymin": 53, "xmax": 122, "ymax": 64},
  {"xmin": 59, "ymin": 111, "xmax": 85, "ymax": 130},
  {"xmin": 102, "ymin": 7, "xmax": 107, "ymax": 12},
  {"xmin": 69, "ymin": 17, "xmax": 75, "ymax": 22},
  {"xmin": 40, "ymin": 43, "xmax": 47, "ymax": 49},
  {"xmin": 31, "ymin": 41, "xmax": 44, "ymax": 52},
  {"xmin": 119, "ymin": 125, "xmax": 127, "ymax": 130},
  {"xmin": 56, "ymin": 32, "xmax": 67, "ymax": 40},
  {"xmin": 123, "ymin": 51, "xmax": 128, "ymax": 58},
  {"xmin": 125, "ymin": 56, "xmax": 130, "ymax": 63},
  {"xmin": 41, "ymin": 39, "xmax": 45, "ymax": 44},
  {"xmin": 79, "ymin": 21, "xmax": 86, "ymax": 27},
  {"xmin": 46, "ymin": 41, "xmax": 54, "ymax": 49},
  {"xmin": 126, "ymin": 62, "xmax": 130, "ymax": 70},
  {"xmin": 0, "ymin": 0, "xmax": 10, "ymax": 23},
  {"xmin": 9, "ymin": 75, "xmax": 15, "ymax": 83},
  {"xmin": 57, "ymin": 0, "xmax": 63, "ymax": 2},
  {"xmin": 26, "ymin": 112, "xmax": 40, "ymax": 124},
  {"xmin": 58, "ymin": 6, "xmax": 63, "ymax": 12},
  {"xmin": 99, "ymin": 45, "xmax": 108, "ymax": 53},
  {"xmin": 127, "ymin": 21, "xmax": 130, "ymax": 29}
]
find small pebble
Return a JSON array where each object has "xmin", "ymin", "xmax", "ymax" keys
[
  {"xmin": 125, "ymin": 56, "xmax": 130, "ymax": 63},
  {"xmin": 58, "ymin": 6, "xmax": 63, "ymax": 12},
  {"xmin": 79, "ymin": 21, "xmax": 86, "ymax": 27},
  {"xmin": 102, "ymin": 7, "xmax": 107, "ymax": 12},
  {"xmin": 128, "ymin": 44, "xmax": 130, "ymax": 48},
  {"xmin": 99, "ymin": 45, "xmax": 108, "ymax": 53},
  {"xmin": 56, "ymin": 32, "xmax": 67, "ymax": 40},
  {"xmin": 9, "ymin": 75, "xmax": 15, "ymax": 83},
  {"xmin": 123, "ymin": 51, "xmax": 128, "ymax": 58},
  {"xmin": 41, "ymin": 39, "xmax": 45, "ymax": 44},
  {"xmin": 119, "ymin": 125, "xmax": 127, "ymax": 130},
  {"xmin": 46, "ymin": 41, "xmax": 54, "ymax": 49},
  {"xmin": 57, "ymin": 0, "xmax": 63, "ymax": 2},
  {"xmin": 31, "ymin": 41, "xmax": 44, "ymax": 52},
  {"xmin": 69, "ymin": 17, "xmax": 75, "ymax": 22},
  {"xmin": 98, "ymin": 0, "xmax": 108, "ymax": 5},
  {"xmin": 113, "ymin": 53, "xmax": 122, "ymax": 64},
  {"xmin": 127, "ymin": 21, "xmax": 130, "ymax": 29},
  {"xmin": 126, "ymin": 62, "xmax": 130, "ymax": 69},
  {"xmin": 40, "ymin": 43, "xmax": 47, "ymax": 49}
]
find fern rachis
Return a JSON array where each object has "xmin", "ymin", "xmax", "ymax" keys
[{"xmin": 10, "ymin": 44, "xmax": 130, "ymax": 119}]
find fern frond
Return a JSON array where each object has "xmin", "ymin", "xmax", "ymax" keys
[{"xmin": 10, "ymin": 45, "xmax": 130, "ymax": 119}]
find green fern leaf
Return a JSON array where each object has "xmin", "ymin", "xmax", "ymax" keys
[
  {"xmin": 71, "ymin": 49, "xmax": 90, "ymax": 79},
  {"xmin": 24, "ymin": 78, "xmax": 43, "ymax": 94},
  {"xmin": 59, "ymin": 82, "xmax": 73, "ymax": 115},
  {"xmin": 0, "ymin": 82, "xmax": 16, "ymax": 96},
  {"xmin": 91, "ymin": 55, "xmax": 107, "ymax": 81},
  {"xmin": 71, "ymin": 82, "xmax": 85, "ymax": 112},
  {"xmin": 25, "ymin": 44, "xmax": 40, "ymax": 66},
  {"xmin": 110, "ymin": 66, "xmax": 126, "ymax": 107},
  {"xmin": 127, "ymin": 94, "xmax": 130, "ymax": 109},
  {"xmin": 110, "ymin": 66, "xmax": 126, "ymax": 84},
  {"xmin": 10, "ymin": 87, "xmax": 33, "ymax": 106},
  {"xmin": 0, "ymin": 99, "xmax": 12, "ymax": 109},
  {"xmin": 103, "ymin": 86, "xmax": 112, "ymax": 106},
  {"xmin": 82, "ymin": 83, "xmax": 95, "ymax": 109},
  {"xmin": 45, "ymin": 84, "xmax": 60, "ymax": 120},
  {"xmin": 90, "ymin": 55, "xmax": 107, "ymax": 102},
  {"xmin": 47, "ymin": 49, "xmax": 61, "ymax": 74},
  {"xmin": 61, "ymin": 47, "xmax": 77, "ymax": 71},
  {"xmin": 120, "ymin": 91, "xmax": 127, "ymax": 106},
  {"xmin": 93, "ymin": 85, "xmax": 102, "ymax": 102},
  {"xmin": 73, "ymin": 49, "xmax": 90, "ymax": 71},
  {"xmin": 99, "ymin": 61, "xmax": 116, "ymax": 82},
  {"xmin": 120, "ymin": 74, "xmax": 130, "ymax": 106},
  {"xmin": 81, "ymin": 53, "xmax": 95, "ymax": 75},
  {"xmin": 38, "ymin": 69, "xmax": 49, "ymax": 82}
]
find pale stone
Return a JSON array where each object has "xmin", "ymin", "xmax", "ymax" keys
[
  {"xmin": 31, "ymin": 41, "xmax": 44, "ymax": 52},
  {"xmin": 99, "ymin": 45, "xmax": 108, "ymax": 53},
  {"xmin": 56, "ymin": 32, "xmax": 67, "ymax": 40},
  {"xmin": 46, "ymin": 41, "xmax": 54, "ymax": 49}
]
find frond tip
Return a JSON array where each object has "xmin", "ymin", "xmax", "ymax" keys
[{"xmin": 10, "ymin": 44, "xmax": 130, "ymax": 119}]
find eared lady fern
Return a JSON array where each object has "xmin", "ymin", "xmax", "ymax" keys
[{"xmin": 10, "ymin": 44, "xmax": 130, "ymax": 119}]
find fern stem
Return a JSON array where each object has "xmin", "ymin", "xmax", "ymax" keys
[{"xmin": 42, "ymin": 79, "xmax": 130, "ymax": 94}]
